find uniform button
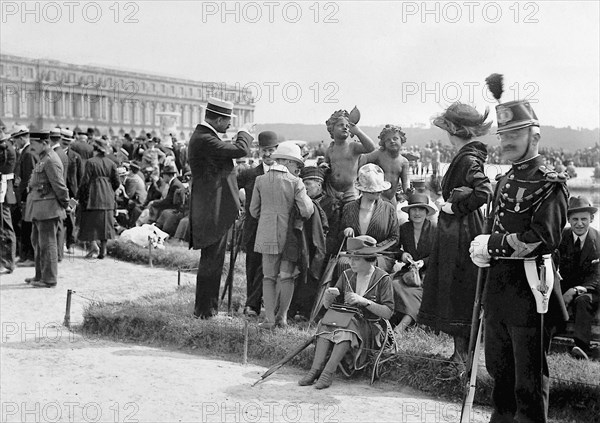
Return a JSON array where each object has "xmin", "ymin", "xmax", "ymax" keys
[
  {"xmin": 499, "ymin": 212, "xmax": 504, "ymax": 217},
  {"xmin": 494, "ymin": 231, "xmax": 500, "ymax": 234},
  {"xmin": 495, "ymin": 249, "xmax": 500, "ymax": 253},
  {"xmin": 502, "ymin": 249, "xmax": 507, "ymax": 253},
  {"xmin": 509, "ymin": 175, "xmax": 514, "ymax": 179},
  {"xmin": 503, "ymin": 193, "xmax": 509, "ymax": 198},
  {"xmin": 505, "ymin": 183, "xmax": 510, "ymax": 189}
]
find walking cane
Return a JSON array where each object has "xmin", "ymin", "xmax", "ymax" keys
[
  {"xmin": 251, "ymin": 336, "xmax": 315, "ymax": 387},
  {"xmin": 460, "ymin": 195, "xmax": 492, "ymax": 423},
  {"xmin": 221, "ymin": 216, "xmax": 244, "ymax": 311}
]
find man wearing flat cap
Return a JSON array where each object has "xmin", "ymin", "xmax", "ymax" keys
[
  {"xmin": 11, "ymin": 126, "xmax": 37, "ymax": 266},
  {"xmin": 49, "ymin": 129, "xmax": 69, "ymax": 261},
  {"xmin": 237, "ymin": 130, "xmax": 279, "ymax": 318},
  {"xmin": 470, "ymin": 76, "xmax": 569, "ymax": 423},
  {"xmin": 189, "ymin": 97, "xmax": 252, "ymax": 319},
  {"xmin": 558, "ymin": 196, "xmax": 600, "ymax": 361}
]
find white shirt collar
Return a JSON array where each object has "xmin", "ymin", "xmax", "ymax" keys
[
  {"xmin": 201, "ymin": 121, "xmax": 220, "ymax": 137},
  {"xmin": 19, "ymin": 142, "xmax": 30, "ymax": 155},
  {"xmin": 268, "ymin": 163, "xmax": 289, "ymax": 173},
  {"xmin": 573, "ymin": 231, "xmax": 589, "ymax": 246},
  {"xmin": 262, "ymin": 162, "xmax": 272, "ymax": 173}
]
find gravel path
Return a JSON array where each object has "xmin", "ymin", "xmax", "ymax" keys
[{"xmin": 0, "ymin": 248, "xmax": 490, "ymax": 422}]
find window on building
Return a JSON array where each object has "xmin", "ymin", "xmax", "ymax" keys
[
  {"xmin": 11, "ymin": 66, "xmax": 19, "ymax": 77},
  {"xmin": 141, "ymin": 81, "xmax": 146, "ymax": 91},
  {"xmin": 0, "ymin": 64, "xmax": 4, "ymax": 75},
  {"xmin": 26, "ymin": 68, "xmax": 33, "ymax": 78},
  {"xmin": 161, "ymin": 84, "xmax": 166, "ymax": 93},
  {"xmin": 171, "ymin": 85, "xmax": 175, "ymax": 94},
  {"xmin": 151, "ymin": 83, "xmax": 156, "ymax": 92},
  {"xmin": 179, "ymin": 86, "xmax": 184, "ymax": 96}
]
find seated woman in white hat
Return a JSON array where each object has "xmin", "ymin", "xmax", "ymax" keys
[
  {"xmin": 338, "ymin": 164, "xmax": 399, "ymax": 273},
  {"xmin": 391, "ymin": 193, "xmax": 437, "ymax": 334},
  {"xmin": 299, "ymin": 235, "xmax": 394, "ymax": 389}
]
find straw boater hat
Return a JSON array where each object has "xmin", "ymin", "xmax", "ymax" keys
[
  {"xmin": 432, "ymin": 103, "xmax": 492, "ymax": 138},
  {"xmin": 341, "ymin": 235, "xmax": 395, "ymax": 258},
  {"xmin": 271, "ymin": 141, "xmax": 304, "ymax": 165},
  {"xmin": 60, "ymin": 128, "xmax": 74, "ymax": 141},
  {"xmin": 485, "ymin": 73, "xmax": 540, "ymax": 134},
  {"xmin": 206, "ymin": 97, "xmax": 236, "ymax": 118},
  {"xmin": 10, "ymin": 125, "xmax": 29, "ymax": 138},
  {"xmin": 355, "ymin": 163, "xmax": 391, "ymax": 193},
  {"xmin": 567, "ymin": 196, "xmax": 597, "ymax": 216},
  {"xmin": 93, "ymin": 138, "xmax": 110, "ymax": 154},
  {"xmin": 401, "ymin": 193, "xmax": 437, "ymax": 216},
  {"xmin": 49, "ymin": 128, "xmax": 62, "ymax": 139}
]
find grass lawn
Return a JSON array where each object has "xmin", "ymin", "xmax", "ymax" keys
[{"xmin": 80, "ymin": 239, "xmax": 600, "ymax": 423}]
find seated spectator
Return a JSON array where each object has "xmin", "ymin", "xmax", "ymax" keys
[
  {"xmin": 148, "ymin": 163, "xmax": 184, "ymax": 224},
  {"xmin": 558, "ymin": 196, "xmax": 600, "ymax": 360},
  {"xmin": 391, "ymin": 193, "xmax": 437, "ymax": 334},
  {"xmin": 298, "ymin": 236, "xmax": 394, "ymax": 389}
]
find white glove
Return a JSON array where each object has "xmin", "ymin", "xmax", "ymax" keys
[
  {"xmin": 470, "ymin": 234, "xmax": 491, "ymax": 267},
  {"xmin": 414, "ymin": 260, "xmax": 424, "ymax": 269},
  {"xmin": 393, "ymin": 261, "xmax": 406, "ymax": 272},
  {"xmin": 441, "ymin": 202, "xmax": 454, "ymax": 215},
  {"xmin": 343, "ymin": 227, "xmax": 355, "ymax": 237}
]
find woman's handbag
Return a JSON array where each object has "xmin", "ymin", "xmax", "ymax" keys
[
  {"xmin": 401, "ymin": 264, "xmax": 422, "ymax": 288},
  {"xmin": 321, "ymin": 304, "xmax": 361, "ymax": 328}
]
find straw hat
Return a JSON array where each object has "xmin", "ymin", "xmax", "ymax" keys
[
  {"xmin": 341, "ymin": 235, "xmax": 395, "ymax": 258},
  {"xmin": 401, "ymin": 193, "xmax": 437, "ymax": 216},
  {"xmin": 355, "ymin": 164, "xmax": 391, "ymax": 193}
]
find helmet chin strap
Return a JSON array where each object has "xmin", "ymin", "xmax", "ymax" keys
[{"xmin": 514, "ymin": 128, "xmax": 534, "ymax": 163}]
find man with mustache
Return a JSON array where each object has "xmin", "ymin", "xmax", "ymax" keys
[{"xmin": 470, "ymin": 92, "xmax": 569, "ymax": 423}]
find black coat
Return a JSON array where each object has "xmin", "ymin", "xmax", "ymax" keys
[
  {"xmin": 418, "ymin": 141, "xmax": 492, "ymax": 337},
  {"xmin": 237, "ymin": 163, "xmax": 264, "ymax": 247},
  {"xmin": 559, "ymin": 227, "xmax": 600, "ymax": 294},
  {"xmin": 188, "ymin": 125, "xmax": 251, "ymax": 249}
]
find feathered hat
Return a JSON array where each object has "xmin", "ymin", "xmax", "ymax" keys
[{"xmin": 485, "ymin": 73, "xmax": 539, "ymax": 134}]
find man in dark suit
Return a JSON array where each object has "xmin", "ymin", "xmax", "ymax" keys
[
  {"xmin": 12, "ymin": 126, "xmax": 37, "ymax": 266},
  {"xmin": 150, "ymin": 162, "xmax": 184, "ymax": 230},
  {"xmin": 70, "ymin": 133, "xmax": 94, "ymax": 161},
  {"xmin": 1, "ymin": 132, "xmax": 17, "ymax": 274},
  {"xmin": 237, "ymin": 131, "xmax": 279, "ymax": 317},
  {"xmin": 60, "ymin": 129, "xmax": 84, "ymax": 253},
  {"xmin": 189, "ymin": 97, "xmax": 252, "ymax": 319},
  {"xmin": 24, "ymin": 131, "xmax": 70, "ymax": 287},
  {"xmin": 559, "ymin": 196, "xmax": 600, "ymax": 360}
]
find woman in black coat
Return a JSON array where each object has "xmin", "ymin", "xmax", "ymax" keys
[
  {"xmin": 417, "ymin": 103, "xmax": 493, "ymax": 376},
  {"xmin": 78, "ymin": 139, "xmax": 120, "ymax": 258},
  {"xmin": 391, "ymin": 193, "xmax": 437, "ymax": 333}
]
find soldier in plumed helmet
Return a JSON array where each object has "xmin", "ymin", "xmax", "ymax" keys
[{"xmin": 470, "ymin": 74, "xmax": 569, "ymax": 423}]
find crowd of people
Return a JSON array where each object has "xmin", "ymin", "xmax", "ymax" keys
[{"xmin": 1, "ymin": 93, "xmax": 598, "ymax": 423}]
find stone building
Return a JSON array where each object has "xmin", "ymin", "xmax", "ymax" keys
[{"xmin": 0, "ymin": 54, "xmax": 255, "ymax": 140}]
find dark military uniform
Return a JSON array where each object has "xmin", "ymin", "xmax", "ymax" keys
[
  {"xmin": 25, "ymin": 146, "xmax": 69, "ymax": 286},
  {"xmin": 483, "ymin": 155, "xmax": 568, "ymax": 423}
]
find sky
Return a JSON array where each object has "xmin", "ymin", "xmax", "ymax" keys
[{"xmin": 1, "ymin": 0, "xmax": 599, "ymax": 129}]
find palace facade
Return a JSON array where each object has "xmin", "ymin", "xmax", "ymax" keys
[{"xmin": 0, "ymin": 54, "xmax": 255, "ymax": 140}]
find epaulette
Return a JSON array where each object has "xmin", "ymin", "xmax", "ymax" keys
[{"xmin": 537, "ymin": 165, "xmax": 569, "ymax": 183}]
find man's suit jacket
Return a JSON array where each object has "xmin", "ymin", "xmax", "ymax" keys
[
  {"xmin": 153, "ymin": 177, "xmax": 184, "ymax": 211},
  {"xmin": 15, "ymin": 144, "xmax": 37, "ymax": 204},
  {"xmin": 559, "ymin": 226, "xmax": 600, "ymax": 294},
  {"xmin": 65, "ymin": 148, "xmax": 84, "ymax": 198},
  {"xmin": 237, "ymin": 163, "xmax": 265, "ymax": 247},
  {"xmin": 188, "ymin": 124, "xmax": 251, "ymax": 249},
  {"xmin": 70, "ymin": 140, "xmax": 94, "ymax": 161},
  {"xmin": 53, "ymin": 145, "xmax": 69, "ymax": 182}
]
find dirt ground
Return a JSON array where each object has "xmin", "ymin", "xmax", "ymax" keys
[{"xmin": 0, "ymin": 248, "xmax": 491, "ymax": 423}]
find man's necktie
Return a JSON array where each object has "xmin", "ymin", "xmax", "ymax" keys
[{"xmin": 574, "ymin": 237, "xmax": 582, "ymax": 264}]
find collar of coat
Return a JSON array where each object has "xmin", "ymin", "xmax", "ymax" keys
[{"xmin": 267, "ymin": 163, "xmax": 290, "ymax": 174}]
